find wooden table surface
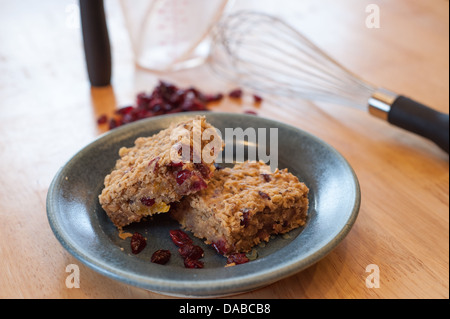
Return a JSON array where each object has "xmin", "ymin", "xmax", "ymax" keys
[{"xmin": 0, "ymin": 0, "xmax": 448, "ymax": 299}]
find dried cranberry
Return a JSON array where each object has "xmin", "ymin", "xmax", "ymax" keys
[
  {"xmin": 240, "ymin": 208, "xmax": 250, "ymax": 228},
  {"xmin": 227, "ymin": 253, "xmax": 250, "ymax": 265},
  {"xmin": 140, "ymin": 197, "xmax": 155, "ymax": 207},
  {"xmin": 169, "ymin": 89, "xmax": 186, "ymax": 105},
  {"xmin": 169, "ymin": 229, "xmax": 193, "ymax": 247},
  {"xmin": 261, "ymin": 174, "xmax": 271, "ymax": 182},
  {"xmin": 115, "ymin": 106, "xmax": 134, "ymax": 115},
  {"xmin": 151, "ymin": 249, "xmax": 171, "ymax": 265},
  {"xmin": 178, "ymin": 244, "xmax": 204, "ymax": 260},
  {"xmin": 148, "ymin": 97, "xmax": 163, "ymax": 110},
  {"xmin": 185, "ymin": 87, "xmax": 200, "ymax": 97},
  {"xmin": 184, "ymin": 257, "xmax": 204, "ymax": 269},
  {"xmin": 136, "ymin": 92, "xmax": 152, "ymax": 107},
  {"xmin": 253, "ymin": 94, "xmax": 263, "ymax": 104},
  {"xmin": 97, "ymin": 114, "xmax": 108, "ymax": 124},
  {"xmin": 134, "ymin": 108, "xmax": 151, "ymax": 120},
  {"xmin": 195, "ymin": 163, "xmax": 210, "ymax": 179},
  {"xmin": 108, "ymin": 118, "xmax": 120, "ymax": 130},
  {"xmin": 204, "ymin": 93, "xmax": 224, "ymax": 103},
  {"xmin": 212, "ymin": 239, "xmax": 228, "ymax": 255},
  {"xmin": 229, "ymin": 88, "xmax": 243, "ymax": 99},
  {"xmin": 130, "ymin": 232, "xmax": 146, "ymax": 254},
  {"xmin": 181, "ymin": 98, "xmax": 206, "ymax": 112},
  {"xmin": 258, "ymin": 191, "xmax": 271, "ymax": 200},
  {"xmin": 190, "ymin": 177, "xmax": 207, "ymax": 191},
  {"xmin": 167, "ymin": 161, "xmax": 184, "ymax": 168},
  {"xmin": 163, "ymin": 103, "xmax": 174, "ymax": 112},
  {"xmin": 121, "ymin": 112, "xmax": 136, "ymax": 124},
  {"xmin": 176, "ymin": 169, "xmax": 192, "ymax": 185},
  {"xmin": 151, "ymin": 103, "xmax": 163, "ymax": 114},
  {"xmin": 159, "ymin": 81, "xmax": 177, "ymax": 101},
  {"xmin": 180, "ymin": 91, "xmax": 195, "ymax": 105}
]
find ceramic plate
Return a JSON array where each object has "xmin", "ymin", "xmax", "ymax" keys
[{"xmin": 47, "ymin": 112, "xmax": 360, "ymax": 297}]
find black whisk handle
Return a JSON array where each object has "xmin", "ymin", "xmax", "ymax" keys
[{"xmin": 388, "ymin": 96, "xmax": 449, "ymax": 153}]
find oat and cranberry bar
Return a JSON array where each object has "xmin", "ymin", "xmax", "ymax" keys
[
  {"xmin": 99, "ymin": 116, "xmax": 222, "ymax": 228},
  {"xmin": 170, "ymin": 161, "xmax": 309, "ymax": 255}
]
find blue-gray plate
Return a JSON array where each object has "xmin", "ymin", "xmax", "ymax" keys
[{"xmin": 46, "ymin": 112, "xmax": 360, "ymax": 297}]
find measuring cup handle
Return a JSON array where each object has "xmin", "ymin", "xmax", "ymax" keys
[{"xmin": 79, "ymin": 0, "xmax": 111, "ymax": 87}]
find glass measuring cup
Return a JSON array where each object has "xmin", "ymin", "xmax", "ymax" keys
[{"xmin": 120, "ymin": 0, "xmax": 231, "ymax": 72}]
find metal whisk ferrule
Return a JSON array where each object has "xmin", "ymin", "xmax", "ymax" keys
[{"xmin": 368, "ymin": 89, "xmax": 398, "ymax": 121}]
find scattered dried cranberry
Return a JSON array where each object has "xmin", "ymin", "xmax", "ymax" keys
[
  {"xmin": 253, "ymin": 94, "xmax": 263, "ymax": 104},
  {"xmin": 115, "ymin": 106, "xmax": 134, "ymax": 115},
  {"xmin": 178, "ymin": 244, "xmax": 204, "ymax": 260},
  {"xmin": 261, "ymin": 174, "xmax": 271, "ymax": 182},
  {"xmin": 121, "ymin": 112, "xmax": 135, "ymax": 124},
  {"xmin": 140, "ymin": 197, "xmax": 155, "ymax": 207},
  {"xmin": 212, "ymin": 239, "xmax": 229, "ymax": 255},
  {"xmin": 228, "ymin": 88, "xmax": 243, "ymax": 99},
  {"xmin": 167, "ymin": 161, "xmax": 184, "ymax": 168},
  {"xmin": 169, "ymin": 229, "xmax": 193, "ymax": 247},
  {"xmin": 227, "ymin": 253, "xmax": 250, "ymax": 265},
  {"xmin": 130, "ymin": 232, "xmax": 146, "ymax": 254},
  {"xmin": 180, "ymin": 93, "xmax": 206, "ymax": 111},
  {"xmin": 195, "ymin": 163, "xmax": 210, "ymax": 179},
  {"xmin": 97, "ymin": 114, "xmax": 107, "ymax": 124},
  {"xmin": 176, "ymin": 169, "xmax": 193, "ymax": 185},
  {"xmin": 170, "ymin": 230, "xmax": 205, "ymax": 268},
  {"xmin": 184, "ymin": 257, "xmax": 204, "ymax": 269},
  {"xmin": 204, "ymin": 93, "xmax": 224, "ymax": 103},
  {"xmin": 190, "ymin": 176, "xmax": 208, "ymax": 192},
  {"xmin": 258, "ymin": 191, "xmax": 271, "ymax": 200},
  {"xmin": 136, "ymin": 92, "xmax": 151, "ymax": 107},
  {"xmin": 151, "ymin": 249, "xmax": 171, "ymax": 265},
  {"xmin": 100, "ymin": 81, "xmax": 220, "ymax": 130},
  {"xmin": 97, "ymin": 81, "xmax": 263, "ymax": 131},
  {"xmin": 108, "ymin": 118, "xmax": 120, "ymax": 130}
]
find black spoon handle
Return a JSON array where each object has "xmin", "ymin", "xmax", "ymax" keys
[{"xmin": 79, "ymin": 0, "xmax": 111, "ymax": 87}]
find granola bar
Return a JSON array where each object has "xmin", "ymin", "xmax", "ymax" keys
[
  {"xmin": 170, "ymin": 161, "xmax": 309, "ymax": 255},
  {"xmin": 99, "ymin": 116, "xmax": 222, "ymax": 228}
]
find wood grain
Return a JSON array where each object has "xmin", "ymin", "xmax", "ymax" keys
[{"xmin": 0, "ymin": 0, "xmax": 448, "ymax": 299}]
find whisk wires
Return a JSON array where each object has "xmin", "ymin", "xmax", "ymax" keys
[{"xmin": 209, "ymin": 11, "xmax": 375, "ymax": 109}]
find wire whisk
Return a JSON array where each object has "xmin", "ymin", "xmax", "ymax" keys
[{"xmin": 209, "ymin": 11, "xmax": 449, "ymax": 153}]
